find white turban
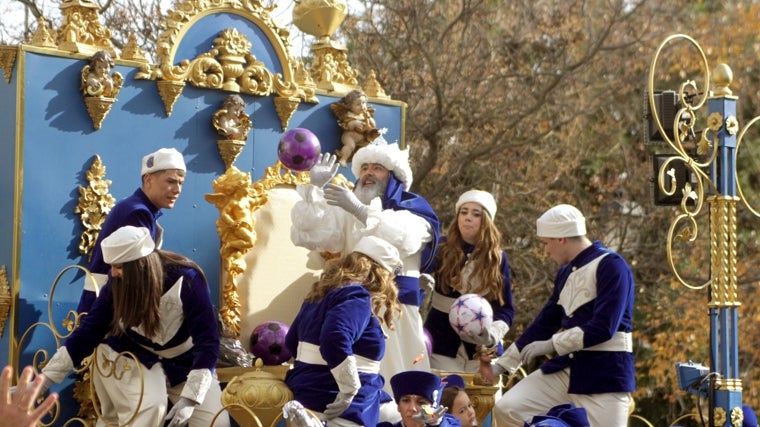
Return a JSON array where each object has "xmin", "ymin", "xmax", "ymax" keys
[
  {"xmin": 353, "ymin": 236, "xmax": 402, "ymax": 273},
  {"xmin": 351, "ymin": 138, "xmax": 413, "ymax": 190},
  {"xmin": 455, "ymin": 190, "xmax": 497, "ymax": 219},
  {"xmin": 141, "ymin": 148, "xmax": 186, "ymax": 176},
  {"xmin": 101, "ymin": 226, "xmax": 155, "ymax": 264},
  {"xmin": 536, "ymin": 204, "xmax": 586, "ymax": 238}
]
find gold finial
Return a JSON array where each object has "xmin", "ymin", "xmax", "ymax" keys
[
  {"xmin": 121, "ymin": 33, "xmax": 148, "ymax": 63},
  {"xmin": 292, "ymin": 0, "xmax": 348, "ymax": 39},
  {"xmin": 29, "ymin": 16, "xmax": 58, "ymax": 48},
  {"xmin": 363, "ymin": 70, "xmax": 389, "ymax": 99},
  {"xmin": 712, "ymin": 63, "xmax": 733, "ymax": 97}
]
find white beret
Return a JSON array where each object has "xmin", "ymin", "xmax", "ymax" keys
[
  {"xmin": 141, "ymin": 148, "xmax": 186, "ymax": 176},
  {"xmin": 101, "ymin": 226, "xmax": 155, "ymax": 264},
  {"xmin": 353, "ymin": 236, "xmax": 402, "ymax": 273},
  {"xmin": 536, "ymin": 204, "xmax": 586, "ymax": 238},
  {"xmin": 456, "ymin": 190, "xmax": 497, "ymax": 219},
  {"xmin": 351, "ymin": 138, "xmax": 413, "ymax": 190}
]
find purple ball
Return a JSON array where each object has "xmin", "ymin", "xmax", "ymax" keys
[
  {"xmin": 423, "ymin": 327, "xmax": 433, "ymax": 356},
  {"xmin": 250, "ymin": 321, "xmax": 292, "ymax": 365},
  {"xmin": 277, "ymin": 128, "xmax": 321, "ymax": 171}
]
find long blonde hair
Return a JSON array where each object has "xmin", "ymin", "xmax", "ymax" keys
[
  {"xmin": 306, "ymin": 252, "xmax": 401, "ymax": 329},
  {"xmin": 110, "ymin": 250, "xmax": 204, "ymax": 337},
  {"xmin": 437, "ymin": 210, "xmax": 504, "ymax": 303}
]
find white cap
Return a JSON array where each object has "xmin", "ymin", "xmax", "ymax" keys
[
  {"xmin": 351, "ymin": 138, "xmax": 413, "ymax": 190},
  {"xmin": 455, "ymin": 190, "xmax": 497, "ymax": 219},
  {"xmin": 353, "ymin": 236, "xmax": 402, "ymax": 273},
  {"xmin": 141, "ymin": 148, "xmax": 186, "ymax": 176},
  {"xmin": 536, "ymin": 204, "xmax": 586, "ymax": 238},
  {"xmin": 101, "ymin": 226, "xmax": 155, "ymax": 264}
]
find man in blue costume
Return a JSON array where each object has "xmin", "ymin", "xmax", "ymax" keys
[
  {"xmin": 484, "ymin": 204, "xmax": 635, "ymax": 426},
  {"xmin": 78, "ymin": 147, "xmax": 186, "ymax": 312},
  {"xmin": 291, "ymin": 139, "xmax": 440, "ymax": 419}
]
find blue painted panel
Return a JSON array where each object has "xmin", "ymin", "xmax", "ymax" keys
[{"xmin": 0, "ymin": 49, "xmax": 18, "ymax": 367}]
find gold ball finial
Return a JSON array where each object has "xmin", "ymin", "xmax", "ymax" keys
[{"xmin": 712, "ymin": 63, "xmax": 733, "ymax": 96}]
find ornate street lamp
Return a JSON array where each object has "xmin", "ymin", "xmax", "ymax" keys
[{"xmin": 647, "ymin": 34, "xmax": 760, "ymax": 426}]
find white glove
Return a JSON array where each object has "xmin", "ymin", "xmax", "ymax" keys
[
  {"xmin": 323, "ymin": 392, "xmax": 354, "ymax": 419},
  {"xmin": 412, "ymin": 404, "xmax": 448, "ymax": 426},
  {"xmin": 461, "ymin": 328, "xmax": 495, "ymax": 347},
  {"xmin": 521, "ymin": 339, "xmax": 555, "ymax": 365},
  {"xmin": 325, "ymin": 356, "xmax": 360, "ymax": 420},
  {"xmin": 324, "ymin": 183, "xmax": 368, "ymax": 223},
  {"xmin": 309, "ymin": 153, "xmax": 339, "ymax": 188},
  {"xmin": 165, "ymin": 397, "xmax": 197, "ymax": 427}
]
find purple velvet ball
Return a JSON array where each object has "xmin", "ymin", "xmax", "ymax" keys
[
  {"xmin": 250, "ymin": 321, "xmax": 292, "ymax": 365},
  {"xmin": 277, "ymin": 128, "xmax": 321, "ymax": 171}
]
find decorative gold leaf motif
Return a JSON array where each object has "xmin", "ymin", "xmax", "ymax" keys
[
  {"xmin": 74, "ymin": 155, "xmax": 116, "ymax": 258},
  {"xmin": 0, "ymin": 46, "xmax": 18, "ymax": 83}
]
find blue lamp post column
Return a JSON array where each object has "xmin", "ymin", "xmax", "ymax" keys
[{"xmin": 706, "ymin": 64, "xmax": 743, "ymax": 427}]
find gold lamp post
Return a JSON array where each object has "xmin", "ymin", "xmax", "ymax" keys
[{"xmin": 647, "ymin": 34, "xmax": 760, "ymax": 426}]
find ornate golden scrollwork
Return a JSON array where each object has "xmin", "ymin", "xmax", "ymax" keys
[
  {"xmin": 135, "ymin": 0, "xmax": 317, "ymax": 120},
  {"xmin": 29, "ymin": 16, "xmax": 57, "ymax": 48},
  {"xmin": 0, "ymin": 266, "xmax": 11, "ymax": 338},
  {"xmin": 74, "ymin": 155, "xmax": 116, "ymax": 258},
  {"xmin": 56, "ymin": 0, "xmax": 117, "ymax": 57},
  {"xmin": 207, "ymin": 160, "xmax": 310, "ymax": 336},
  {"xmin": 80, "ymin": 51, "xmax": 124, "ymax": 130},
  {"xmin": 0, "ymin": 45, "xmax": 18, "ymax": 83},
  {"xmin": 205, "ymin": 167, "xmax": 265, "ymax": 337}
]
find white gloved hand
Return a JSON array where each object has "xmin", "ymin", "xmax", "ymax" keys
[
  {"xmin": 323, "ymin": 392, "xmax": 354, "ymax": 419},
  {"xmin": 309, "ymin": 153, "xmax": 339, "ymax": 188},
  {"xmin": 461, "ymin": 328, "xmax": 495, "ymax": 347},
  {"xmin": 324, "ymin": 183, "xmax": 368, "ymax": 223},
  {"xmin": 521, "ymin": 339, "xmax": 555, "ymax": 365},
  {"xmin": 165, "ymin": 397, "xmax": 197, "ymax": 427},
  {"xmin": 412, "ymin": 404, "xmax": 448, "ymax": 426}
]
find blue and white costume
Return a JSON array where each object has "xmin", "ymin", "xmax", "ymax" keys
[
  {"xmin": 425, "ymin": 241, "xmax": 514, "ymax": 372},
  {"xmin": 45, "ymin": 264, "xmax": 228, "ymax": 426},
  {"xmin": 493, "ymin": 240, "xmax": 635, "ymax": 426},
  {"xmin": 79, "ymin": 187, "xmax": 164, "ymax": 312},
  {"xmin": 291, "ymin": 142, "xmax": 440, "ymax": 392},
  {"xmin": 285, "ymin": 284, "xmax": 386, "ymax": 427}
]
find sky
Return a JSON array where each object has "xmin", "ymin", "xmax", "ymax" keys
[{"xmin": 0, "ymin": 0, "xmax": 365, "ymax": 50}]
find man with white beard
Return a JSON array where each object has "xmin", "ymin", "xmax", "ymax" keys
[{"xmin": 290, "ymin": 140, "xmax": 440, "ymax": 423}]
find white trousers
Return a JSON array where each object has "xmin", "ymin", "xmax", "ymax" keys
[
  {"xmin": 92, "ymin": 344, "xmax": 231, "ymax": 427},
  {"xmin": 430, "ymin": 344, "xmax": 481, "ymax": 373},
  {"xmin": 492, "ymin": 367, "xmax": 632, "ymax": 427},
  {"xmin": 379, "ymin": 304, "xmax": 431, "ymax": 395}
]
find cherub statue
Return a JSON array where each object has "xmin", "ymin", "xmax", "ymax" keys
[
  {"xmin": 212, "ymin": 94, "xmax": 252, "ymax": 141},
  {"xmin": 81, "ymin": 50, "xmax": 122, "ymax": 98},
  {"xmin": 330, "ymin": 89, "xmax": 381, "ymax": 167}
]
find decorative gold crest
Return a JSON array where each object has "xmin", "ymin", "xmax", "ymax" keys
[
  {"xmin": 74, "ymin": 155, "xmax": 116, "ymax": 257},
  {"xmin": 0, "ymin": 46, "xmax": 18, "ymax": 83},
  {"xmin": 57, "ymin": 0, "xmax": 117, "ymax": 57}
]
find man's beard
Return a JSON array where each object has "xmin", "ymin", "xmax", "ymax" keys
[{"xmin": 354, "ymin": 176, "xmax": 388, "ymax": 205}]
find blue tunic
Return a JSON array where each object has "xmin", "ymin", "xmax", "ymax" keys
[
  {"xmin": 285, "ymin": 284, "xmax": 386, "ymax": 427},
  {"xmin": 78, "ymin": 188, "xmax": 163, "ymax": 312},
  {"xmin": 515, "ymin": 241, "xmax": 635, "ymax": 394},
  {"xmin": 65, "ymin": 264, "xmax": 220, "ymax": 387},
  {"xmin": 425, "ymin": 242, "xmax": 514, "ymax": 359}
]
